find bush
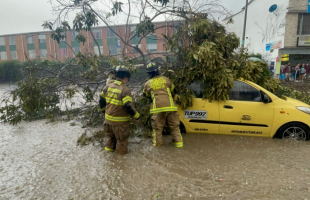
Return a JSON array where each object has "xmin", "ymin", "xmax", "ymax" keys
[{"xmin": 0, "ymin": 60, "xmax": 24, "ymax": 83}]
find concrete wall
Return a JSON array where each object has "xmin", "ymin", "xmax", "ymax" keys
[
  {"xmin": 223, "ymin": 0, "xmax": 290, "ymax": 64},
  {"xmin": 289, "ymin": 0, "xmax": 308, "ymax": 10}
]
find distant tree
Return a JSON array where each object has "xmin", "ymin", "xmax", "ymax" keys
[
  {"xmin": 44, "ymin": 0, "xmax": 231, "ymax": 66},
  {"xmin": 248, "ymin": 53, "xmax": 263, "ymax": 59},
  {"xmin": 0, "ymin": 0, "xmax": 231, "ymax": 125},
  {"xmin": 0, "ymin": 61, "xmax": 24, "ymax": 83}
]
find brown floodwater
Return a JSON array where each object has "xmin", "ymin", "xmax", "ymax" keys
[{"xmin": 1, "ymin": 85, "xmax": 310, "ymax": 199}]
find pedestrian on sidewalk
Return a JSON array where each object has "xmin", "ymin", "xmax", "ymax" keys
[
  {"xmin": 295, "ymin": 63, "xmax": 301, "ymax": 81},
  {"xmin": 283, "ymin": 63, "xmax": 292, "ymax": 82},
  {"xmin": 301, "ymin": 63, "xmax": 306, "ymax": 81}
]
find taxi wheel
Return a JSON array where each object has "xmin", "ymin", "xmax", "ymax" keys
[{"xmin": 279, "ymin": 123, "xmax": 310, "ymax": 141}]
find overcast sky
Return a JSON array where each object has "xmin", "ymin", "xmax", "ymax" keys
[{"xmin": 0, "ymin": 0, "xmax": 246, "ymax": 35}]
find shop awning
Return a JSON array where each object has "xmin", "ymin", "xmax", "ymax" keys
[{"xmin": 279, "ymin": 47, "xmax": 310, "ymax": 54}]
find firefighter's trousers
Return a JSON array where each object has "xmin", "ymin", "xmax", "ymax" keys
[
  {"xmin": 104, "ymin": 123, "xmax": 130, "ymax": 155},
  {"xmin": 151, "ymin": 111, "xmax": 183, "ymax": 147}
]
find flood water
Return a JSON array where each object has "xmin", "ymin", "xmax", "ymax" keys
[{"xmin": 1, "ymin": 84, "xmax": 310, "ymax": 199}]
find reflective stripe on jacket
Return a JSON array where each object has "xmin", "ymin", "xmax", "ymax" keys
[
  {"xmin": 143, "ymin": 76, "xmax": 178, "ymax": 114},
  {"xmin": 101, "ymin": 80, "xmax": 139, "ymax": 125}
]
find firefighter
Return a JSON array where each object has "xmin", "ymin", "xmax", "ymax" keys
[
  {"xmin": 143, "ymin": 62, "xmax": 183, "ymax": 147},
  {"xmin": 99, "ymin": 65, "xmax": 140, "ymax": 155}
]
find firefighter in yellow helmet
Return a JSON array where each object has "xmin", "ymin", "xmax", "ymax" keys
[
  {"xmin": 106, "ymin": 65, "xmax": 116, "ymax": 86},
  {"xmin": 143, "ymin": 62, "xmax": 183, "ymax": 147},
  {"xmin": 99, "ymin": 65, "xmax": 140, "ymax": 154}
]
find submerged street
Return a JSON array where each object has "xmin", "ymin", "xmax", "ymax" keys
[
  {"xmin": 1, "ymin": 119, "xmax": 310, "ymax": 199},
  {"xmin": 1, "ymin": 0, "xmax": 310, "ymax": 199}
]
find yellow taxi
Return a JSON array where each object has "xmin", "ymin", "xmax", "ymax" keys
[{"xmin": 178, "ymin": 80, "xmax": 310, "ymax": 140}]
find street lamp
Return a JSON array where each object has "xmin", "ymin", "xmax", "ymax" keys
[{"xmin": 241, "ymin": 0, "xmax": 249, "ymax": 49}]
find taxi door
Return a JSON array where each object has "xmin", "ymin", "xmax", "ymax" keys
[
  {"xmin": 219, "ymin": 81, "xmax": 274, "ymax": 136},
  {"xmin": 180, "ymin": 82, "xmax": 220, "ymax": 134}
]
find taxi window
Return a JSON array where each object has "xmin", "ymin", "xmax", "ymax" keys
[
  {"xmin": 229, "ymin": 81, "xmax": 262, "ymax": 102},
  {"xmin": 188, "ymin": 81, "xmax": 203, "ymax": 98}
]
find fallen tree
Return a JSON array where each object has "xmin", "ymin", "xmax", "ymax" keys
[{"xmin": 1, "ymin": 1, "xmax": 310, "ymax": 146}]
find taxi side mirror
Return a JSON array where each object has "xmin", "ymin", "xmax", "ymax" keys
[{"xmin": 263, "ymin": 94, "xmax": 270, "ymax": 104}]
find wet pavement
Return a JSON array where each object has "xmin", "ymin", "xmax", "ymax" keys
[{"xmin": 1, "ymin": 85, "xmax": 310, "ymax": 199}]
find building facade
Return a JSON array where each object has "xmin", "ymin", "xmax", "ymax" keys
[
  {"xmin": 0, "ymin": 21, "xmax": 174, "ymax": 62},
  {"xmin": 280, "ymin": 0, "xmax": 310, "ymax": 66},
  {"xmin": 223, "ymin": 0, "xmax": 290, "ymax": 71},
  {"xmin": 224, "ymin": 0, "xmax": 310, "ymax": 73}
]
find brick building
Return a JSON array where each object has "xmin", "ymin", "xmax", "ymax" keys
[
  {"xmin": 279, "ymin": 0, "xmax": 310, "ymax": 65},
  {"xmin": 0, "ymin": 21, "xmax": 175, "ymax": 62}
]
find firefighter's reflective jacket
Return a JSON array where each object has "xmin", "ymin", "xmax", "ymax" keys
[
  {"xmin": 99, "ymin": 80, "xmax": 139, "ymax": 125},
  {"xmin": 106, "ymin": 74, "xmax": 116, "ymax": 86},
  {"xmin": 143, "ymin": 75, "xmax": 178, "ymax": 114}
]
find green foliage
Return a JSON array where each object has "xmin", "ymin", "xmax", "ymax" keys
[
  {"xmin": 164, "ymin": 15, "xmax": 281, "ymax": 108},
  {"xmin": 75, "ymin": 53, "xmax": 101, "ymax": 72},
  {"xmin": 232, "ymin": 53, "xmax": 280, "ymax": 93},
  {"xmin": 77, "ymin": 130, "xmax": 106, "ymax": 146},
  {"xmin": 0, "ymin": 60, "xmax": 24, "ymax": 83},
  {"xmin": 248, "ymin": 53, "xmax": 263, "ymax": 59},
  {"xmin": 43, "ymin": 9, "xmax": 99, "ymax": 44},
  {"xmin": 0, "ymin": 58, "xmax": 112, "ymax": 125},
  {"xmin": 111, "ymin": 2, "xmax": 123, "ymax": 16},
  {"xmin": 165, "ymin": 17, "xmax": 237, "ymax": 106},
  {"xmin": 135, "ymin": 96, "xmax": 152, "ymax": 137},
  {"xmin": 276, "ymin": 85, "xmax": 310, "ymax": 105},
  {"xmin": 136, "ymin": 16, "xmax": 155, "ymax": 36},
  {"xmin": 0, "ymin": 64, "xmax": 61, "ymax": 124},
  {"xmin": 73, "ymin": 0, "xmax": 98, "ymax": 6},
  {"xmin": 154, "ymin": 0, "xmax": 170, "ymax": 6},
  {"xmin": 42, "ymin": 21, "xmax": 53, "ymax": 30},
  {"xmin": 0, "ymin": 103, "xmax": 23, "ymax": 125},
  {"xmin": 83, "ymin": 86, "xmax": 94, "ymax": 102},
  {"xmin": 42, "ymin": 21, "xmax": 71, "ymax": 44},
  {"xmin": 73, "ymin": 11, "xmax": 99, "ymax": 31},
  {"xmin": 75, "ymin": 34, "xmax": 86, "ymax": 45}
]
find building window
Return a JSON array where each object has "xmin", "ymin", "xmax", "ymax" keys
[
  {"xmin": 91, "ymin": 29, "xmax": 102, "ymax": 39},
  {"xmin": 60, "ymin": 33, "xmax": 66, "ymax": 42},
  {"xmin": 0, "ymin": 52, "xmax": 7, "ymax": 60},
  {"xmin": 27, "ymin": 34, "xmax": 34, "ymax": 44},
  {"xmin": 9, "ymin": 36, "xmax": 16, "ymax": 45},
  {"xmin": 38, "ymin": 34, "xmax": 46, "ymax": 43},
  {"xmin": 108, "ymin": 45, "xmax": 117, "ymax": 55},
  {"xmin": 73, "ymin": 47, "xmax": 80, "ymax": 56},
  {"xmin": 0, "ymin": 37, "xmax": 5, "ymax": 46},
  {"xmin": 147, "ymin": 43, "xmax": 157, "ymax": 53},
  {"xmin": 71, "ymin": 31, "xmax": 79, "ymax": 41},
  {"xmin": 60, "ymin": 48, "xmax": 68, "ymax": 57},
  {"xmin": 297, "ymin": 14, "xmax": 310, "ymax": 35},
  {"xmin": 173, "ymin": 22, "xmax": 184, "ymax": 34},
  {"xmin": 229, "ymin": 81, "xmax": 261, "ymax": 102},
  {"xmin": 131, "ymin": 44, "xmax": 141, "ymax": 54},
  {"xmin": 94, "ymin": 46, "xmax": 103, "ymax": 55},
  {"xmin": 40, "ymin": 49, "xmax": 47, "ymax": 58},
  {"xmin": 28, "ymin": 50, "xmax": 36, "ymax": 59},
  {"xmin": 10, "ymin": 51, "xmax": 18, "ymax": 60},
  {"xmin": 130, "ymin": 26, "xmax": 136, "ymax": 36},
  {"xmin": 107, "ymin": 27, "xmax": 116, "ymax": 38}
]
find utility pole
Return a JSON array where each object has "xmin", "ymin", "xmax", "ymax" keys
[{"xmin": 241, "ymin": 0, "xmax": 249, "ymax": 49}]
